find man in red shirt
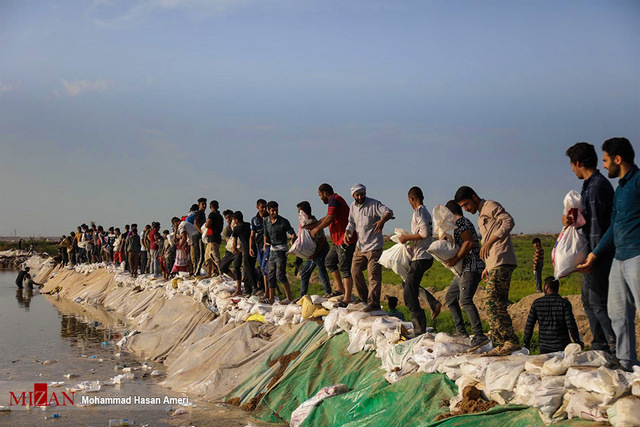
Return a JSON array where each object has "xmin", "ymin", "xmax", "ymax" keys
[{"xmin": 312, "ymin": 183, "xmax": 357, "ymax": 307}]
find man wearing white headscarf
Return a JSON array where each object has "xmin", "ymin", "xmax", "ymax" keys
[{"xmin": 346, "ymin": 184, "xmax": 394, "ymax": 312}]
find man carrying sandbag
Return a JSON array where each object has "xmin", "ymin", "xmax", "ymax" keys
[
  {"xmin": 443, "ymin": 200, "xmax": 489, "ymax": 350},
  {"xmin": 455, "ymin": 186, "xmax": 521, "ymax": 356},
  {"xmin": 579, "ymin": 137, "xmax": 640, "ymax": 372},
  {"xmin": 397, "ymin": 186, "xmax": 441, "ymax": 335},
  {"xmin": 345, "ymin": 184, "xmax": 393, "ymax": 313},
  {"xmin": 565, "ymin": 142, "xmax": 616, "ymax": 355}
]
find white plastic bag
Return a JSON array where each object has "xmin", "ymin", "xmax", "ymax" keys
[
  {"xmin": 427, "ymin": 240, "xmax": 463, "ymax": 277},
  {"xmin": 289, "ymin": 211, "xmax": 317, "ymax": 259},
  {"xmin": 378, "ymin": 243, "xmax": 412, "ymax": 281},
  {"xmin": 552, "ymin": 190, "xmax": 589, "ymax": 278},
  {"xmin": 290, "ymin": 384, "xmax": 349, "ymax": 427},
  {"xmin": 432, "ymin": 204, "xmax": 458, "ymax": 240},
  {"xmin": 607, "ymin": 396, "xmax": 640, "ymax": 426},
  {"xmin": 389, "ymin": 228, "xmax": 411, "ymax": 244}
]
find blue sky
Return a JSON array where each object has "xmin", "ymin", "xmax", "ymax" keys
[{"xmin": 1, "ymin": 0, "xmax": 638, "ymax": 237}]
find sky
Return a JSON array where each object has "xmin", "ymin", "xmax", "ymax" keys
[{"xmin": 1, "ymin": 0, "xmax": 638, "ymax": 237}]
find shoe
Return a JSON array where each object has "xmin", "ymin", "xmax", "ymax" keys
[
  {"xmin": 337, "ymin": 301, "xmax": 348, "ymax": 308},
  {"xmin": 279, "ymin": 298, "xmax": 291, "ymax": 305},
  {"xmin": 323, "ymin": 293, "xmax": 332, "ymax": 298},
  {"xmin": 259, "ymin": 297, "xmax": 272, "ymax": 304},
  {"xmin": 329, "ymin": 290, "xmax": 345, "ymax": 298},
  {"xmin": 467, "ymin": 336, "xmax": 490, "ymax": 353},
  {"xmin": 362, "ymin": 304, "xmax": 381, "ymax": 313},
  {"xmin": 243, "ymin": 293, "xmax": 252, "ymax": 298},
  {"xmin": 483, "ymin": 341, "xmax": 520, "ymax": 357},
  {"xmin": 430, "ymin": 302, "xmax": 442, "ymax": 320}
]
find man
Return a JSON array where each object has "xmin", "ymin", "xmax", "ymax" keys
[
  {"xmin": 15, "ymin": 267, "xmax": 30, "ymax": 289},
  {"xmin": 443, "ymin": 200, "xmax": 489, "ymax": 350},
  {"xmin": 58, "ymin": 235, "xmax": 71, "ymax": 265},
  {"xmin": 455, "ymin": 186, "xmax": 520, "ymax": 356},
  {"xmin": 122, "ymin": 224, "xmax": 131, "ymax": 271},
  {"xmin": 125, "ymin": 226, "xmax": 141, "ymax": 278},
  {"xmin": 523, "ymin": 277, "xmax": 582, "ymax": 354},
  {"xmin": 232, "ymin": 211, "xmax": 256, "ymax": 297},
  {"xmin": 204, "ymin": 200, "xmax": 224, "ymax": 278},
  {"xmin": 296, "ymin": 201, "xmax": 331, "ymax": 298},
  {"xmin": 263, "ymin": 201, "xmax": 296, "ymax": 304},
  {"xmin": 579, "ymin": 137, "xmax": 639, "ymax": 372},
  {"xmin": 219, "ymin": 209, "xmax": 239, "ymax": 280},
  {"xmin": 192, "ymin": 198, "xmax": 207, "ymax": 275},
  {"xmin": 250, "ymin": 199, "xmax": 269, "ymax": 294},
  {"xmin": 565, "ymin": 142, "xmax": 616, "ymax": 354},
  {"xmin": 148, "ymin": 222, "xmax": 160, "ymax": 276},
  {"xmin": 397, "ymin": 186, "xmax": 441, "ymax": 335},
  {"xmin": 345, "ymin": 184, "xmax": 393, "ymax": 312},
  {"xmin": 140, "ymin": 224, "xmax": 150, "ymax": 274},
  {"xmin": 312, "ymin": 183, "xmax": 358, "ymax": 307},
  {"xmin": 532, "ymin": 238, "xmax": 544, "ymax": 293}
]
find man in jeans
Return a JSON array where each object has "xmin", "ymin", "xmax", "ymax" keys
[
  {"xmin": 455, "ymin": 186, "xmax": 520, "ymax": 356},
  {"xmin": 192, "ymin": 197, "xmax": 207, "ymax": 276},
  {"xmin": 565, "ymin": 142, "xmax": 616, "ymax": 354},
  {"xmin": 250, "ymin": 199, "xmax": 269, "ymax": 294},
  {"xmin": 263, "ymin": 201, "xmax": 296, "ymax": 304},
  {"xmin": 296, "ymin": 201, "xmax": 332, "ymax": 298},
  {"xmin": 443, "ymin": 200, "xmax": 490, "ymax": 350},
  {"xmin": 579, "ymin": 137, "xmax": 640, "ymax": 371},
  {"xmin": 204, "ymin": 200, "xmax": 224, "ymax": 278},
  {"xmin": 397, "ymin": 186, "xmax": 441, "ymax": 335},
  {"xmin": 345, "ymin": 184, "xmax": 393, "ymax": 313}
]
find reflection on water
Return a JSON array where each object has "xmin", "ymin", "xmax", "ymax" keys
[
  {"xmin": 59, "ymin": 313, "xmax": 124, "ymax": 347},
  {"xmin": 15, "ymin": 287, "xmax": 34, "ymax": 310}
]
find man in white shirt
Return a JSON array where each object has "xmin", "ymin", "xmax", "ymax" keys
[
  {"xmin": 346, "ymin": 183, "xmax": 393, "ymax": 312},
  {"xmin": 398, "ymin": 186, "xmax": 442, "ymax": 335}
]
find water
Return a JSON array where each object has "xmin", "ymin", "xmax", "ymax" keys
[{"xmin": 0, "ymin": 271, "xmax": 272, "ymax": 426}]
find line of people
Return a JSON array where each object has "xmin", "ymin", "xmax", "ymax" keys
[{"xmin": 52, "ymin": 138, "xmax": 638, "ymax": 365}]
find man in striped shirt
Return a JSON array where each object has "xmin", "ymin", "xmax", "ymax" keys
[{"xmin": 523, "ymin": 277, "xmax": 582, "ymax": 354}]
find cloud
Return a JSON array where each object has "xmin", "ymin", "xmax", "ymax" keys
[
  {"xmin": 0, "ymin": 81, "xmax": 21, "ymax": 93},
  {"xmin": 92, "ymin": 0, "xmax": 249, "ymax": 29},
  {"xmin": 57, "ymin": 79, "xmax": 113, "ymax": 97}
]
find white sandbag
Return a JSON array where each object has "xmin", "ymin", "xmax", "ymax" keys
[
  {"xmin": 459, "ymin": 357, "xmax": 494, "ymax": 382},
  {"xmin": 607, "ymin": 396, "xmax": 640, "ymax": 427},
  {"xmin": 378, "ymin": 243, "xmax": 412, "ymax": 281},
  {"xmin": 513, "ymin": 372, "xmax": 541, "ymax": 406},
  {"xmin": 356, "ymin": 315, "xmax": 377, "ymax": 331},
  {"xmin": 289, "ymin": 228, "xmax": 316, "ymax": 259},
  {"xmin": 432, "ymin": 204, "xmax": 458, "ymax": 240},
  {"xmin": 389, "ymin": 228, "xmax": 411, "ymax": 243},
  {"xmin": 542, "ymin": 346, "xmax": 611, "ymax": 376},
  {"xmin": 290, "ymin": 384, "xmax": 349, "ymax": 427},
  {"xmin": 378, "ymin": 335, "xmax": 425, "ymax": 373},
  {"xmin": 347, "ymin": 328, "xmax": 374, "ymax": 354},
  {"xmin": 324, "ymin": 308, "xmax": 347, "ymax": 336},
  {"xmin": 485, "ymin": 358, "xmax": 527, "ymax": 394},
  {"xmin": 631, "ymin": 366, "xmax": 640, "ymax": 397},
  {"xmin": 427, "ymin": 240, "xmax": 463, "ymax": 277},
  {"xmin": 283, "ymin": 304, "xmax": 302, "ymax": 320},
  {"xmin": 371, "ymin": 317, "xmax": 404, "ymax": 346},
  {"xmin": 531, "ymin": 376, "xmax": 566, "ymax": 423},
  {"xmin": 250, "ymin": 303, "xmax": 272, "ymax": 315},
  {"xmin": 310, "ymin": 295, "xmax": 325, "ymax": 305},
  {"xmin": 271, "ymin": 302, "xmax": 288, "ymax": 317},
  {"xmin": 344, "ymin": 311, "xmax": 368, "ymax": 328},
  {"xmin": 565, "ymin": 390, "xmax": 609, "ymax": 423},
  {"xmin": 552, "ymin": 190, "xmax": 589, "ymax": 279},
  {"xmin": 565, "ymin": 366, "xmax": 629, "ymax": 403},
  {"xmin": 322, "ymin": 300, "xmax": 339, "ymax": 310}
]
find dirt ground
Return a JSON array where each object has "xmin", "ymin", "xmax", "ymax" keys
[{"xmin": 381, "ymin": 283, "xmax": 640, "ymax": 351}]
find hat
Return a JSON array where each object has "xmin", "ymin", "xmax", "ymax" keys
[{"xmin": 351, "ymin": 183, "xmax": 366, "ymax": 196}]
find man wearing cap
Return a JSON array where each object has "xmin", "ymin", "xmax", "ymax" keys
[{"xmin": 345, "ymin": 184, "xmax": 394, "ymax": 312}]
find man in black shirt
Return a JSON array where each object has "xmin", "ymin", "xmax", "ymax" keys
[
  {"xmin": 192, "ymin": 197, "xmax": 207, "ymax": 276},
  {"xmin": 204, "ymin": 200, "xmax": 224, "ymax": 278},
  {"xmin": 232, "ymin": 211, "xmax": 256, "ymax": 297},
  {"xmin": 523, "ymin": 277, "xmax": 583, "ymax": 354},
  {"xmin": 15, "ymin": 267, "xmax": 30, "ymax": 289}
]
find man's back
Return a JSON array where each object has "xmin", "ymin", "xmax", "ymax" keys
[
  {"xmin": 581, "ymin": 170, "xmax": 614, "ymax": 251},
  {"xmin": 524, "ymin": 293, "xmax": 579, "ymax": 353}
]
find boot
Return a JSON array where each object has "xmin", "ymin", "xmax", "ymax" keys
[{"xmin": 411, "ymin": 310, "xmax": 427, "ymax": 336}]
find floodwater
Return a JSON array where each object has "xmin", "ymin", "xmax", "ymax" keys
[{"xmin": 0, "ymin": 271, "xmax": 274, "ymax": 426}]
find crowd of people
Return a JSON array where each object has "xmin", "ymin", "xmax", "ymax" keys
[{"xmin": 48, "ymin": 137, "xmax": 638, "ymax": 367}]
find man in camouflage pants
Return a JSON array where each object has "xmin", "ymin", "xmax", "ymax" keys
[{"xmin": 455, "ymin": 186, "xmax": 521, "ymax": 356}]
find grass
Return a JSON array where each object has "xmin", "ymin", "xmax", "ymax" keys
[{"xmin": 0, "ymin": 239, "xmax": 59, "ymax": 256}]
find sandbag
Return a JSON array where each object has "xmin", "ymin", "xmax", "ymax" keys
[
  {"xmin": 290, "ymin": 384, "xmax": 349, "ymax": 427},
  {"xmin": 289, "ymin": 228, "xmax": 317, "ymax": 259},
  {"xmin": 432, "ymin": 204, "xmax": 458, "ymax": 240},
  {"xmin": 378, "ymin": 243, "xmax": 412, "ymax": 281},
  {"xmin": 552, "ymin": 190, "xmax": 589, "ymax": 278},
  {"xmin": 565, "ymin": 366, "xmax": 629, "ymax": 403},
  {"xmin": 607, "ymin": 396, "xmax": 640, "ymax": 427},
  {"xmin": 565, "ymin": 390, "xmax": 609, "ymax": 423},
  {"xmin": 427, "ymin": 240, "xmax": 463, "ymax": 277}
]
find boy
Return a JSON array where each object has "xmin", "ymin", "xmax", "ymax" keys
[
  {"xmin": 231, "ymin": 211, "xmax": 256, "ymax": 297},
  {"xmin": 532, "ymin": 238, "xmax": 544, "ymax": 293},
  {"xmin": 386, "ymin": 296, "xmax": 405, "ymax": 321},
  {"xmin": 523, "ymin": 277, "xmax": 582, "ymax": 354},
  {"xmin": 263, "ymin": 201, "xmax": 296, "ymax": 304}
]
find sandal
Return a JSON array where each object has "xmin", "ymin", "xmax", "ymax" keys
[{"xmin": 259, "ymin": 297, "xmax": 272, "ymax": 304}]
